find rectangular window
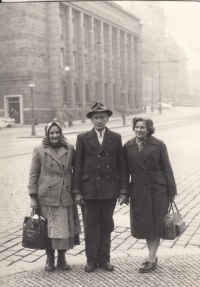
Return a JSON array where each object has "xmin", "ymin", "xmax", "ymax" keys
[
  {"xmin": 60, "ymin": 48, "xmax": 64, "ymax": 68},
  {"xmin": 62, "ymin": 81, "xmax": 67, "ymax": 102},
  {"xmin": 60, "ymin": 14, "xmax": 64, "ymax": 40},
  {"xmin": 73, "ymin": 52, "xmax": 77, "ymax": 71},
  {"xmin": 72, "ymin": 18, "xmax": 77, "ymax": 44},
  {"xmin": 84, "ymin": 23, "xmax": 87, "ymax": 48}
]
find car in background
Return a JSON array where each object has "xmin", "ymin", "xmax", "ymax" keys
[
  {"xmin": 154, "ymin": 102, "xmax": 171, "ymax": 109},
  {"xmin": 0, "ymin": 117, "xmax": 15, "ymax": 129}
]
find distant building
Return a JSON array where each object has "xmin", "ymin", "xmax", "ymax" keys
[
  {"xmin": 117, "ymin": 1, "xmax": 189, "ymax": 105},
  {"xmin": 0, "ymin": 2, "xmax": 142, "ymax": 124}
]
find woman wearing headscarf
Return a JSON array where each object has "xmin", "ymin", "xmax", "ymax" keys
[
  {"xmin": 28, "ymin": 122, "xmax": 81, "ymax": 271},
  {"xmin": 123, "ymin": 117, "xmax": 177, "ymax": 273}
]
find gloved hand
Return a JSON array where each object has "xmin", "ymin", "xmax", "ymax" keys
[
  {"xmin": 30, "ymin": 197, "xmax": 39, "ymax": 210},
  {"xmin": 75, "ymin": 193, "xmax": 84, "ymax": 206}
]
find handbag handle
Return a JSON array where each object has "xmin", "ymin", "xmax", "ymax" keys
[
  {"xmin": 168, "ymin": 201, "xmax": 179, "ymax": 214},
  {"xmin": 31, "ymin": 208, "xmax": 42, "ymax": 218}
]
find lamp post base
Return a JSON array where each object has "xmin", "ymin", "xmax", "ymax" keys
[{"xmin": 31, "ymin": 118, "xmax": 36, "ymax": 136}]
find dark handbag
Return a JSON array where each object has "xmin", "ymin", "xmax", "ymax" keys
[
  {"xmin": 22, "ymin": 209, "xmax": 48, "ymax": 249},
  {"xmin": 162, "ymin": 201, "xmax": 186, "ymax": 240}
]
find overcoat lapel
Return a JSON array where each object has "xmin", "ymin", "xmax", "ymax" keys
[
  {"xmin": 140, "ymin": 137, "xmax": 155, "ymax": 162},
  {"xmin": 86, "ymin": 128, "xmax": 100, "ymax": 151},
  {"xmin": 44, "ymin": 147, "xmax": 62, "ymax": 165},
  {"xmin": 98, "ymin": 128, "xmax": 114, "ymax": 154},
  {"xmin": 127, "ymin": 138, "xmax": 147, "ymax": 170}
]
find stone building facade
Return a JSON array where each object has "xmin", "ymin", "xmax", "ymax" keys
[{"xmin": 0, "ymin": 2, "xmax": 142, "ymax": 124}]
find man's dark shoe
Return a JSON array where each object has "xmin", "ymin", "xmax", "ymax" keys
[
  {"xmin": 84, "ymin": 262, "xmax": 97, "ymax": 272},
  {"xmin": 99, "ymin": 262, "xmax": 114, "ymax": 271},
  {"xmin": 139, "ymin": 261, "xmax": 156, "ymax": 273}
]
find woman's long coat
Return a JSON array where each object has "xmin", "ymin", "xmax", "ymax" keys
[
  {"xmin": 29, "ymin": 144, "xmax": 74, "ymax": 207},
  {"xmin": 123, "ymin": 136, "xmax": 177, "ymax": 239}
]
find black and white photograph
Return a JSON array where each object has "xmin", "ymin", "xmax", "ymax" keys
[{"xmin": 0, "ymin": 1, "xmax": 199, "ymax": 286}]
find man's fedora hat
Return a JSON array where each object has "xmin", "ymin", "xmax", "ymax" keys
[{"xmin": 86, "ymin": 102, "xmax": 113, "ymax": 118}]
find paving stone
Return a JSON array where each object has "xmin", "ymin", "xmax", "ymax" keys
[{"xmin": 15, "ymin": 250, "xmax": 32, "ymax": 256}]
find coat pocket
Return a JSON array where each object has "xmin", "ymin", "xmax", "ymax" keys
[{"xmin": 156, "ymin": 177, "xmax": 167, "ymax": 185}]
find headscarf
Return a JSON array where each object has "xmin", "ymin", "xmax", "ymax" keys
[{"xmin": 42, "ymin": 122, "xmax": 68, "ymax": 150}]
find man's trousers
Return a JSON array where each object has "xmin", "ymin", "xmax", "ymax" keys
[{"xmin": 82, "ymin": 198, "xmax": 117, "ymax": 264}]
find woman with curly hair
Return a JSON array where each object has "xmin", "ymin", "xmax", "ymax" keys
[
  {"xmin": 28, "ymin": 122, "xmax": 81, "ymax": 271},
  {"xmin": 123, "ymin": 117, "xmax": 177, "ymax": 273}
]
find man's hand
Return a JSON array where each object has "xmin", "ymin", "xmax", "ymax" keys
[
  {"xmin": 75, "ymin": 194, "xmax": 84, "ymax": 206},
  {"xmin": 118, "ymin": 194, "xmax": 128, "ymax": 206},
  {"xmin": 30, "ymin": 197, "xmax": 39, "ymax": 210}
]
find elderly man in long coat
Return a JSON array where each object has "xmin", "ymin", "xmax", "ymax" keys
[{"xmin": 72, "ymin": 102, "xmax": 128, "ymax": 272}]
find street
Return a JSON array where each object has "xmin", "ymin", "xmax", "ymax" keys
[{"xmin": 0, "ymin": 107, "xmax": 200, "ymax": 286}]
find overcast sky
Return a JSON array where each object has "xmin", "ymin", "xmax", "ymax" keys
[{"xmin": 162, "ymin": 1, "xmax": 200, "ymax": 72}]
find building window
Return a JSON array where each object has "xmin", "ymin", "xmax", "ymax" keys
[
  {"xmin": 75, "ymin": 83, "xmax": 79, "ymax": 102},
  {"xmin": 85, "ymin": 84, "xmax": 90, "ymax": 102},
  {"xmin": 60, "ymin": 14, "xmax": 64, "ymax": 40},
  {"xmin": 73, "ymin": 52, "xmax": 77, "ymax": 71},
  {"xmin": 60, "ymin": 48, "xmax": 64, "ymax": 68},
  {"xmin": 72, "ymin": 18, "xmax": 77, "ymax": 44},
  {"xmin": 104, "ymin": 28, "xmax": 107, "ymax": 52},
  {"xmin": 112, "ymin": 58, "xmax": 115, "ymax": 77},
  {"xmin": 84, "ymin": 54, "xmax": 88, "ymax": 73},
  {"xmin": 94, "ymin": 26, "xmax": 97, "ymax": 49},
  {"xmin": 62, "ymin": 81, "xmax": 67, "ymax": 102},
  {"xmin": 84, "ymin": 23, "xmax": 88, "ymax": 48}
]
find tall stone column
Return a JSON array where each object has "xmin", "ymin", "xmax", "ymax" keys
[
  {"xmin": 88, "ymin": 16, "xmax": 95, "ymax": 103},
  {"xmin": 121, "ymin": 31, "xmax": 128, "ymax": 108},
  {"xmin": 97, "ymin": 21, "xmax": 104, "ymax": 103},
  {"xmin": 105, "ymin": 25, "xmax": 113, "ymax": 110},
  {"xmin": 77, "ymin": 12, "xmax": 85, "ymax": 111},
  {"xmin": 135, "ymin": 36, "xmax": 142, "ymax": 109},
  {"xmin": 128, "ymin": 35, "xmax": 135, "ymax": 108},
  {"xmin": 47, "ymin": 3, "xmax": 61, "ymax": 109},
  {"xmin": 113, "ymin": 28, "xmax": 121, "ymax": 111},
  {"xmin": 66, "ymin": 6, "xmax": 75, "ymax": 107}
]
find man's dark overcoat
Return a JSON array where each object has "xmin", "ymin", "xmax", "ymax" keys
[
  {"xmin": 123, "ymin": 135, "xmax": 177, "ymax": 239},
  {"xmin": 72, "ymin": 127, "xmax": 128, "ymax": 198}
]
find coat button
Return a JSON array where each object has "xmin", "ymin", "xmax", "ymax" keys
[
  {"xmin": 97, "ymin": 165, "xmax": 100, "ymax": 168},
  {"xmin": 106, "ymin": 153, "xmax": 109, "ymax": 156},
  {"xmin": 49, "ymin": 186, "xmax": 51, "ymax": 188},
  {"xmin": 98, "ymin": 155, "xmax": 100, "ymax": 158},
  {"xmin": 106, "ymin": 165, "xmax": 110, "ymax": 168},
  {"xmin": 51, "ymin": 175, "xmax": 54, "ymax": 177},
  {"xmin": 97, "ymin": 177, "xmax": 100, "ymax": 180},
  {"xmin": 51, "ymin": 164, "xmax": 53, "ymax": 167}
]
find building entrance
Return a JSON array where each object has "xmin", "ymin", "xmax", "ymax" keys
[{"xmin": 4, "ymin": 95, "xmax": 24, "ymax": 124}]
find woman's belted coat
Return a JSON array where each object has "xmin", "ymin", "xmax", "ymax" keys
[
  {"xmin": 29, "ymin": 144, "xmax": 74, "ymax": 207},
  {"xmin": 123, "ymin": 136, "xmax": 177, "ymax": 239}
]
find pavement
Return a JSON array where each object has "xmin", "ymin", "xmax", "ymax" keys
[{"xmin": 0, "ymin": 106, "xmax": 200, "ymax": 286}]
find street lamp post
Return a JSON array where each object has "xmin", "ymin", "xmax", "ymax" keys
[
  {"xmin": 28, "ymin": 81, "xmax": 36, "ymax": 136},
  {"xmin": 121, "ymin": 90, "xmax": 126, "ymax": 125},
  {"xmin": 158, "ymin": 61, "xmax": 162, "ymax": 113}
]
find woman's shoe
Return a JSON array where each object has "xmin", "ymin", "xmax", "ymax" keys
[
  {"xmin": 139, "ymin": 261, "xmax": 156, "ymax": 273},
  {"xmin": 45, "ymin": 250, "xmax": 55, "ymax": 271},
  {"xmin": 57, "ymin": 250, "xmax": 70, "ymax": 270}
]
